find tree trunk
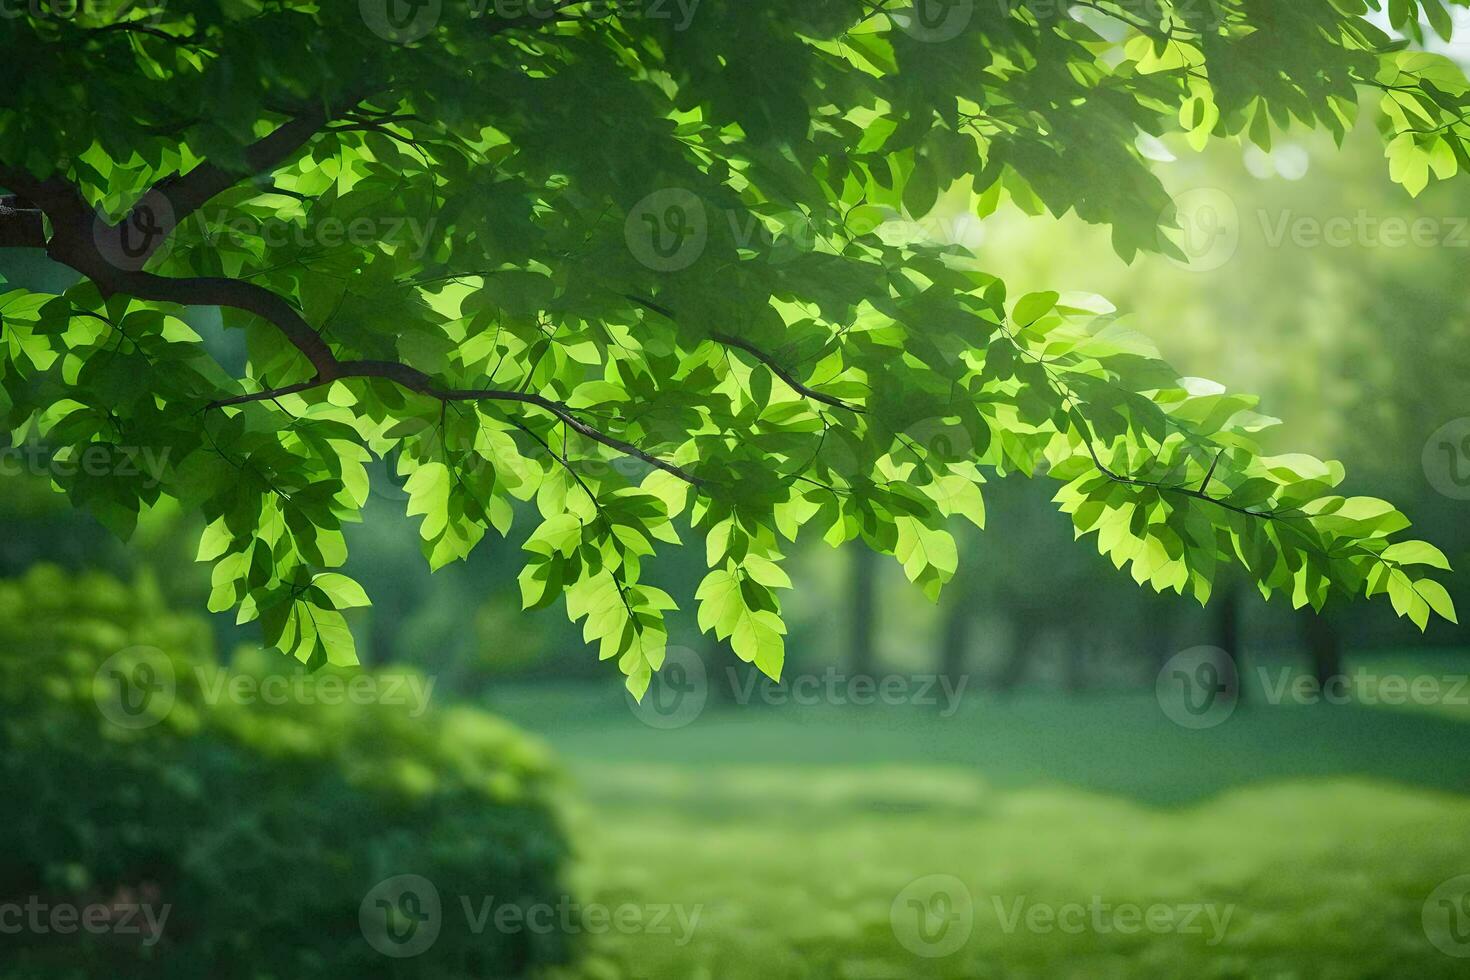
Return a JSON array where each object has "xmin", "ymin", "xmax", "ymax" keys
[
  {"xmin": 939, "ymin": 599, "xmax": 972, "ymax": 691},
  {"xmin": 993, "ymin": 612, "xmax": 1035, "ymax": 693},
  {"xmin": 1304, "ymin": 611, "xmax": 1343, "ymax": 691},
  {"xmin": 849, "ymin": 544, "xmax": 878, "ymax": 680},
  {"xmin": 1213, "ymin": 580, "xmax": 1244, "ymax": 704},
  {"xmin": 1148, "ymin": 595, "xmax": 1180, "ymax": 671},
  {"xmin": 1063, "ymin": 634, "xmax": 1088, "ymax": 694}
]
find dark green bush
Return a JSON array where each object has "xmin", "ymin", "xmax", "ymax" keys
[{"xmin": 0, "ymin": 565, "xmax": 572, "ymax": 978}]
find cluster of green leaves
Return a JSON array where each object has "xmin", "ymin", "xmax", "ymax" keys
[{"xmin": 0, "ymin": 0, "xmax": 1461, "ymax": 695}]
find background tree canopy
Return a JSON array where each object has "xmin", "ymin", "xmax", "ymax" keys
[{"xmin": 0, "ymin": 0, "xmax": 1462, "ymax": 696}]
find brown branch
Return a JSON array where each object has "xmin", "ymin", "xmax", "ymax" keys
[
  {"xmin": 1, "ymin": 102, "xmax": 339, "ymax": 271},
  {"xmin": 21, "ymin": 256, "xmax": 704, "ymax": 486},
  {"xmin": 199, "ymin": 379, "xmax": 325, "ymax": 410},
  {"xmin": 1, "ymin": 71, "xmax": 703, "ymax": 492},
  {"xmin": 1064, "ymin": 408, "xmax": 1282, "ymax": 522},
  {"xmin": 166, "ymin": 110, "xmax": 329, "ymax": 213},
  {"xmin": 711, "ymin": 330, "xmax": 865, "ymax": 414},
  {"xmin": 996, "ymin": 314, "xmax": 1286, "ymax": 526},
  {"xmin": 1, "ymin": 162, "xmax": 329, "ymax": 379},
  {"xmin": 88, "ymin": 22, "xmax": 202, "ymax": 45},
  {"xmin": 625, "ymin": 294, "xmax": 865, "ymax": 414},
  {"xmin": 1, "ymin": 103, "xmax": 355, "ymax": 268},
  {"xmin": 96, "ymin": 270, "xmax": 340, "ymax": 379},
  {"xmin": 203, "ymin": 359, "xmax": 705, "ymax": 487},
  {"xmin": 119, "ymin": 107, "xmax": 338, "ymax": 265},
  {"xmin": 2, "ymin": 0, "xmax": 582, "ymax": 259}
]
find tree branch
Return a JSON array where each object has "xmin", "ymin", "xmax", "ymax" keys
[
  {"xmin": 625, "ymin": 294, "xmax": 865, "ymax": 414},
  {"xmin": 998, "ymin": 312, "xmax": 1286, "ymax": 526},
  {"xmin": 143, "ymin": 108, "xmax": 333, "ymax": 245},
  {"xmin": 203, "ymin": 359, "xmax": 705, "ymax": 487},
  {"xmin": 203, "ymin": 379, "xmax": 326, "ymax": 410},
  {"xmin": 1, "ymin": 102, "xmax": 354, "ymax": 269},
  {"xmin": 88, "ymin": 22, "xmax": 202, "ymax": 45},
  {"xmin": 93, "ymin": 269, "xmax": 341, "ymax": 379},
  {"xmin": 710, "ymin": 330, "xmax": 865, "ymax": 414},
  {"xmin": 1, "ymin": 95, "xmax": 704, "ymax": 491},
  {"xmin": 1065, "ymin": 408, "xmax": 1282, "ymax": 522},
  {"xmin": 32, "ymin": 254, "xmax": 703, "ymax": 486}
]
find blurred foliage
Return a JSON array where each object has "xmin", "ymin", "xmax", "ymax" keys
[{"xmin": 0, "ymin": 565, "xmax": 570, "ymax": 979}]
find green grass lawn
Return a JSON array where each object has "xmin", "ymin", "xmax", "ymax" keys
[{"xmin": 487, "ymin": 652, "xmax": 1470, "ymax": 979}]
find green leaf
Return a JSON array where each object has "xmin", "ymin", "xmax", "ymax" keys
[
  {"xmin": 1380, "ymin": 540, "xmax": 1452, "ymax": 570},
  {"xmin": 312, "ymin": 573, "xmax": 372, "ymax": 610},
  {"xmin": 1013, "ymin": 291, "xmax": 1060, "ymax": 328}
]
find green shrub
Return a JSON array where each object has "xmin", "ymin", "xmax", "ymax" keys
[{"xmin": 0, "ymin": 565, "xmax": 572, "ymax": 978}]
